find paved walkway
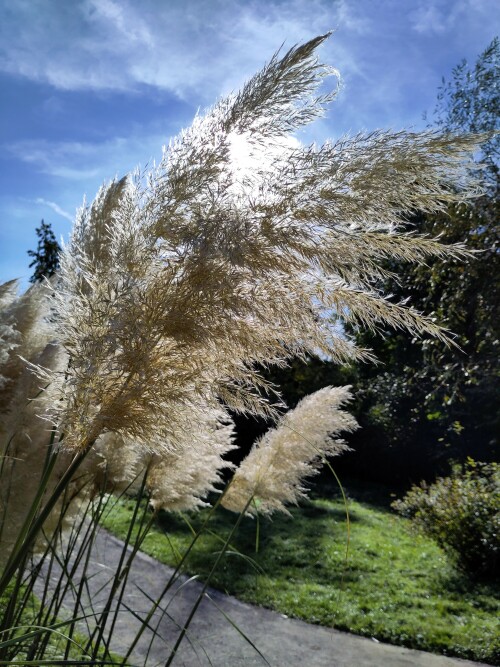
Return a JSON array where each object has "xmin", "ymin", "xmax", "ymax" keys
[{"xmin": 39, "ymin": 529, "xmax": 492, "ymax": 667}]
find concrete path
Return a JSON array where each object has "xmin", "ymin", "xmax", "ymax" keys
[{"xmin": 39, "ymin": 529, "xmax": 492, "ymax": 667}]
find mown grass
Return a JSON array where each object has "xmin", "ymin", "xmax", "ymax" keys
[{"xmin": 101, "ymin": 486, "xmax": 500, "ymax": 665}]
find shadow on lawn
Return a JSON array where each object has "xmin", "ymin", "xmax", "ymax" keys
[
  {"xmin": 312, "ymin": 475, "xmax": 399, "ymax": 512},
  {"xmin": 157, "ymin": 499, "xmax": 357, "ymax": 590}
]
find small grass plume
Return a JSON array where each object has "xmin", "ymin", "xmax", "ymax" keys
[{"xmin": 223, "ymin": 386, "xmax": 358, "ymax": 515}]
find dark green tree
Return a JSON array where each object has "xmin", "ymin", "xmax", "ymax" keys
[
  {"xmin": 351, "ymin": 38, "xmax": 499, "ymax": 483},
  {"xmin": 27, "ymin": 219, "xmax": 61, "ymax": 283}
]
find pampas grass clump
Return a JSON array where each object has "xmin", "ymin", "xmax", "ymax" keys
[
  {"xmin": 17, "ymin": 34, "xmax": 480, "ymax": 488},
  {"xmin": 0, "ymin": 32, "xmax": 487, "ymax": 665}
]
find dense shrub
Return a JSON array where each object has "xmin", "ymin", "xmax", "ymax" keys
[{"xmin": 393, "ymin": 459, "xmax": 499, "ymax": 578}]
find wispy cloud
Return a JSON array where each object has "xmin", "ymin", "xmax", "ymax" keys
[
  {"xmin": 410, "ymin": 0, "xmax": 496, "ymax": 36},
  {"xmin": 9, "ymin": 140, "xmax": 102, "ymax": 180},
  {"xmin": 34, "ymin": 198, "xmax": 74, "ymax": 222},
  {"xmin": 0, "ymin": 0, "xmax": 340, "ymax": 100},
  {"xmin": 6, "ymin": 133, "xmax": 166, "ymax": 183},
  {"xmin": 3, "ymin": 0, "xmax": 495, "ymax": 136},
  {"xmin": 410, "ymin": 0, "xmax": 466, "ymax": 35}
]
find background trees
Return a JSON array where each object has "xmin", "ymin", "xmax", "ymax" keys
[{"xmin": 344, "ymin": 38, "xmax": 499, "ymax": 483}]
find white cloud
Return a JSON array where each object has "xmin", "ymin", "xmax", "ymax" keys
[
  {"xmin": 0, "ymin": 0, "xmax": 344, "ymax": 101},
  {"xmin": 86, "ymin": 0, "xmax": 153, "ymax": 44},
  {"xmin": 7, "ymin": 139, "xmax": 103, "ymax": 180},
  {"xmin": 1, "ymin": 0, "xmax": 498, "ymax": 116},
  {"xmin": 34, "ymin": 198, "xmax": 74, "ymax": 222},
  {"xmin": 2, "ymin": 0, "xmax": 499, "ymax": 179},
  {"xmin": 410, "ymin": 0, "xmax": 496, "ymax": 35},
  {"xmin": 333, "ymin": 0, "xmax": 371, "ymax": 34},
  {"xmin": 411, "ymin": 4, "xmax": 449, "ymax": 34},
  {"xmin": 6, "ymin": 133, "xmax": 166, "ymax": 184}
]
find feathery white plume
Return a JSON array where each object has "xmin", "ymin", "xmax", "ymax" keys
[{"xmin": 222, "ymin": 387, "xmax": 357, "ymax": 515}]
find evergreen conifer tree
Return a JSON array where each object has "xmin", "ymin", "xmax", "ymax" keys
[{"xmin": 27, "ymin": 219, "xmax": 61, "ymax": 283}]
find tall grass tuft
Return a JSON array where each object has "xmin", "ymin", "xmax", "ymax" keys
[{"xmin": 0, "ymin": 33, "xmax": 487, "ymax": 664}]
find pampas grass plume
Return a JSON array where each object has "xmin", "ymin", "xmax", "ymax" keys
[{"xmin": 222, "ymin": 386, "xmax": 357, "ymax": 515}]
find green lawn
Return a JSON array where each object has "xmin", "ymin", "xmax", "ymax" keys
[{"xmin": 101, "ymin": 486, "xmax": 500, "ymax": 665}]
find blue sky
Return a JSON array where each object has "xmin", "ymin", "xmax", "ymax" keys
[{"xmin": 1, "ymin": 0, "xmax": 499, "ymax": 286}]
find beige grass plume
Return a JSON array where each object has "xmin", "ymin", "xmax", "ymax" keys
[
  {"xmin": 90, "ymin": 408, "xmax": 235, "ymax": 512},
  {"xmin": 0, "ymin": 284, "xmax": 83, "ymax": 561},
  {"xmin": 222, "ymin": 387, "xmax": 357, "ymax": 515}
]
